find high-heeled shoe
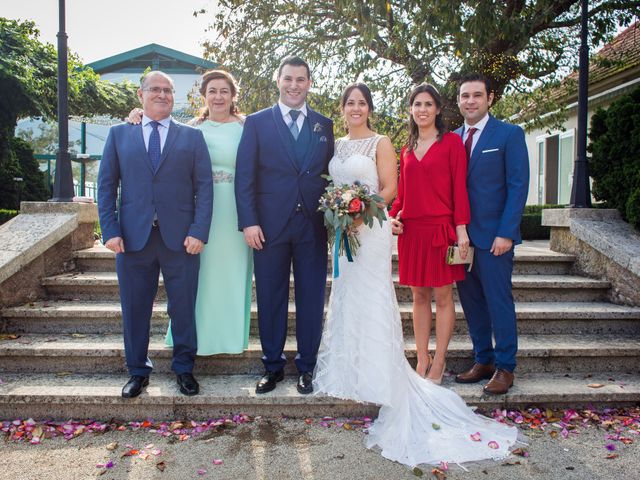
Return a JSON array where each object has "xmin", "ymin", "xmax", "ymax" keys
[
  {"xmin": 416, "ymin": 353, "xmax": 433, "ymax": 378},
  {"xmin": 426, "ymin": 360, "xmax": 447, "ymax": 385}
]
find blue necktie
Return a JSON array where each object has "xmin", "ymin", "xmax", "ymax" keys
[
  {"xmin": 289, "ymin": 110, "xmax": 300, "ymax": 141},
  {"xmin": 148, "ymin": 121, "xmax": 161, "ymax": 171}
]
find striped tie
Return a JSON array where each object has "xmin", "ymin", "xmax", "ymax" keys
[{"xmin": 289, "ymin": 110, "xmax": 300, "ymax": 141}]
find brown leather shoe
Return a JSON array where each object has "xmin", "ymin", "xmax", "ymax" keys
[
  {"xmin": 455, "ymin": 363, "xmax": 495, "ymax": 384},
  {"xmin": 483, "ymin": 369, "xmax": 514, "ymax": 395}
]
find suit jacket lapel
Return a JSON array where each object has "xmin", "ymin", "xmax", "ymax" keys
[
  {"xmin": 468, "ymin": 115, "xmax": 498, "ymax": 173},
  {"xmin": 155, "ymin": 120, "xmax": 179, "ymax": 174},
  {"xmin": 130, "ymin": 124, "xmax": 154, "ymax": 173},
  {"xmin": 300, "ymin": 108, "xmax": 322, "ymax": 173},
  {"xmin": 271, "ymin": 105, "xmax": 299, "ymax": 171}
]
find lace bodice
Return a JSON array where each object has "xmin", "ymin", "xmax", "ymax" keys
[{"xmin": 329, "ymin": 135, "xmax": 383, "ymax": 193}]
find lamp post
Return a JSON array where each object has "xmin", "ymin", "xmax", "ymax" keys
[
  {"xmin": 51, "ymin": 0, "xmax": 74, "ymax": 202},
  {"xmin": 569, "ymin": 0, "xmax": 592, "ymax": 207}
]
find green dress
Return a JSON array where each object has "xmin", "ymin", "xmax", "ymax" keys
[{"xmin": 166, "ymin": 120, "xmax": 252, "ymax": 354}]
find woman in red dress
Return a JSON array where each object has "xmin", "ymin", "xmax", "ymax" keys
[{"xmin": 390, "ymin": 84, "xmax": 470, "ymax": 384}]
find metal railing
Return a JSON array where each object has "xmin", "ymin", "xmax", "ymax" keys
[{"xmin": 35, "ymin": 154, "xmax": 101, "ymax": 201}]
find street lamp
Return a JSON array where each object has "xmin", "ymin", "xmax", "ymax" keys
[
  {"xmin": 569, "ymin": 0, "xmax": 592, "ymax": 207},
  {"xmin": 50, "ymin": 0, "xmax": 74, "ymax": 202}
]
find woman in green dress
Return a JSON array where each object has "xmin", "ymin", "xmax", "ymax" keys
[
  {"xmin": 130, "ymin": 70, "xmax": 252, "ymax": 354},
  {"xmin": 176, "ymin": 69, "xmax": 253, "ymax": 354}
]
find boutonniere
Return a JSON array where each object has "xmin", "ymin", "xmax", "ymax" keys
[{"xmin": 313, "ymin": 122, "xmax": 323, "ymax": 133}]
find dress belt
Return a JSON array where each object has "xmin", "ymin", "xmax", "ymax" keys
[{"xmin": 402, "ymin": 215, "xmax": 456, "ymax": 247}]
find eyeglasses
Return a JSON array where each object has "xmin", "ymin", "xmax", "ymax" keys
[{"xmin": 143, "ymin": 87, "xmax": 175, "ymax": 95}]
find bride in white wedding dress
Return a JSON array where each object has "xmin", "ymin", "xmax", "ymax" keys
[{"xmin": 313, "ymin": 83, "xmax": 518, "ymax": 467}]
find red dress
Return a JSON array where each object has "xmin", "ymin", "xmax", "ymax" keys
[{"xmin": 389, "ymin": 132, "xmax": 470, "ymax": 287}]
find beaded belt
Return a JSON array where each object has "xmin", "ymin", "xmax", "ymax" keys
[{"xmin": 213, "ymin": 170, "xmax": 234, "ymax": 183}]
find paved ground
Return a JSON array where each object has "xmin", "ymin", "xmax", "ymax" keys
[{"xmin": 1, "ymin": 415, "xmax": 638, "ymax": 480}]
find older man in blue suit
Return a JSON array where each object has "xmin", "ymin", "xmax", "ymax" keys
[
  {"xmin": 98, "ymin": 71, "xmax": 213, "ymax": 398},
  {"xmin": 235, "ymin": 56, "xmax": 334, "ymax": 395},
  {"xmin": 454, "ymin": 73, "xmax": 529, "ymax": 395}
]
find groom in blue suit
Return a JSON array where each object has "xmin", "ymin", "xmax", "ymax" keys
[
  {"xmin": 235, "ymin": 56, "xmax": 334, "ymax": 394},
  {"xmin": 453, "ymin": 73, "xmax": 529, "ymax": 395},
  {"xmin": 98, "ymin": 71, "xmax": 213, "ymax": 398}
]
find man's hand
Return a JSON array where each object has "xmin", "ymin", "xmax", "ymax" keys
[
  {"xmin": 105, "ymin": 237, "xmax": 125, "ymax": 254},
  {"xmin": 243, "ymin": 225, "xmax": 265, "ymax": 250},
  {"xmin": 490, "ymin": 236, "xmax": 513, "ymax": 256},
  {"xmin": 184, "ymin": 236, "xmax": 204, "ymax": 255}
]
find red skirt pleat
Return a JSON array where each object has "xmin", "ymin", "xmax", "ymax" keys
[{"xmin": 397, "ymin": 219, "xmax": 465, "ymax": 287}]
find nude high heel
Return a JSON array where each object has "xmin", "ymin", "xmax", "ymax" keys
[
  {"xmin": 427, "ymin": 360, "xmax": 446, "ymax": 385},
  {"xmin": 416, "ymin": 353, "xmax": 433, "ymax": 378}
]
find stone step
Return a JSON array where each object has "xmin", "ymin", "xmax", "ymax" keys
[
  {"xmin": 41, "ymin": 271, "xmax": 610, "ymax": 303},
  {"xmin": 74, "ymin": 243, "xmax": 576, "ymax": 275},
  {"xmin": 3, "ymin": 300, "xmax": 640, "ymax": 336},
  {"xmin": 1, "ymin": 333, "xmax": 638, "ymax": 375},
  {"xmin": 0, "ymin": 371, "xmax": 638, "ymax": 420}
]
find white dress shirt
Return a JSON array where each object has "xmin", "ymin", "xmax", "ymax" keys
[
  {"xmin": 141, "ymin": 115, "xmax": 171, "ymax": 152},
  {"xmin": 463, "ymin": 113, "xmax": 490, "ymax": 156},
  {"xmin": 278, "ymin": 101, "xmax": 307, "ymax": 132}
]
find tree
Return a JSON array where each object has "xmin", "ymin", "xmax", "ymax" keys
[
  {"xmin": 199, "ymin": 0, "xmax": 639, "ymax": 138},
  {"xmin": 0, "ymin": 18, "xmax": 139, "ymax": 207}
]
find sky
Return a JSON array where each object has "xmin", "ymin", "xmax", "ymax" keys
[{"xmin": 3, "ymin": 0, "xmax": 216, "ymax": 63}]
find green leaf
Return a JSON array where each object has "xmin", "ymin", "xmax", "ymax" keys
[{"xmin": 324, "ymin": 208, "xmax": 334, "ymax": 226}]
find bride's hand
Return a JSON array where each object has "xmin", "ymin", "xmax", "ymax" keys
[
  {"xmin": 352, "ymin": 217, "xmax": 364, "ymax": 228},
  {"xmin": 126, "ymin": 107, "xmax": 143, "ymax": 124}
]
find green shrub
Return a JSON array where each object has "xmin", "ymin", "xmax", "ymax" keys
[
  {"xmin": 520, "ymin": 204, "xmax": 564, "ymax": 240},
  {"xmin": 589, "ymin": 86, "xmax": 640, "ymax": 230},
  {"xmin": 0, "ymin": 209, "xmax": 18, "ymax": 225},
  {"xmin": 0, "ymin": 137, "xmax": 49, "ymax": 210}
]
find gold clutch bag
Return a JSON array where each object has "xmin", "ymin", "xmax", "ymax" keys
[{"xmin": 446, "ymin": 245, "xmax": 474, "ymax": 271}]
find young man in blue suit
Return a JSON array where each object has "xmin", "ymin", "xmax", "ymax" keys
[
  {"xmin": 235, "ymin": 56, "xmax": 334, "ymax": 394},
  {"xmin": 453, "ymin": 73, "xmax": 529, "ymax": 395},
  {"xmin": 98, "ymin": 71, "xmax": 213, "ymax": 398}
]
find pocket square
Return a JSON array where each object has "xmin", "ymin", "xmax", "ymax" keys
[
  {"xmin": 319, "ymin": 136, "xmax": 328, "ymax": 142},
  {"xmin": 482, "ymin": 148, "xmax": 499, "ymax": 153}
]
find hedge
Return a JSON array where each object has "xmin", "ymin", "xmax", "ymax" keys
[
  {"xmin": 0, "ymin": 209, "xmax": 18, "ymax": 225},
  {"xmin": 589, "ymin": 86, "xmax": 640, "ymax": 229},
  {"xmin": 519, "ymin": 204, "xmax": 565, "ymax": 240}
]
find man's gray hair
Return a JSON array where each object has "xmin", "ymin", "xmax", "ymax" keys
[{"xmin": 140, "ymin": 70, "xmax": 174, "ymax": 88}]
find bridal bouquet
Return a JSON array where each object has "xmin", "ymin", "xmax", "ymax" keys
[{"xmin": 318, "ymin": 177, "xmax": 386, "ymax": 275}]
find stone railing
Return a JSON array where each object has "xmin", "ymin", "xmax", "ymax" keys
[
  {"xmin": 0, "ymin": 202, "xmax": 97, "ymax": 309},
  {"xmin": 542, "ymin": 208, "xmax": 640, "ymax": 306}
]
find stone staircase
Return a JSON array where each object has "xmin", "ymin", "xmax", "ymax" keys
[{"xmin": 1, "ymin": 240, "xmax": 639, "ymax": 420}]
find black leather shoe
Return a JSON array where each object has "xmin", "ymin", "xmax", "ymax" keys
[
  {"xmin": 297, "ymin": 372, "xmax": 313, "ymax": 395},
  {"xmin": 177, "ymin": 373, "xmax": 200, "ymax": 396},
  {"xmin": 122, "ymin": 375, "xmax": 149, "ymax": 398},
  {"xmin": 255, "ymin": 370, "xmax": 284, "ymax": 394}
]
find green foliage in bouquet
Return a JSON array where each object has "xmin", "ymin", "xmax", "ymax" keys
[{"xmin": 318, "ymin": 176, "xmax": 386, "ymax": 260}]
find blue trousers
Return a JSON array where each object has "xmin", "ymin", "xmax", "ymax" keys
[
  {"xmin": 253, "ymin": 211, "xmax": 327, "ymax": 373},
  {"xmin": 116, "ymin": 227, "xmax": 199, "ymax": 376},
  {"xmin": 456, "ymin": 248, "xmax": 517, "ymax": 372}
]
